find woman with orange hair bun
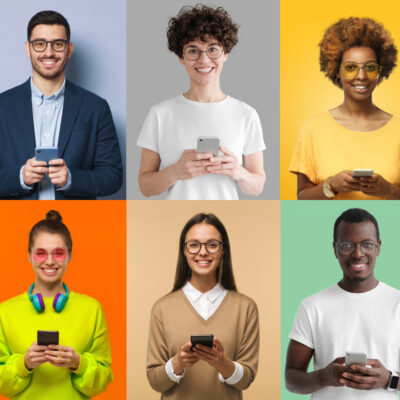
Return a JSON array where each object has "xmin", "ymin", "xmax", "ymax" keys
[{"xmin": 290, "ymin": 17, "xmax": 400, "ymax": 200}]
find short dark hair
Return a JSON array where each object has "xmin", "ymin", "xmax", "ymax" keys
[
  {"xmin": 29, "ymin": 210, "xmax": 72, "ymax": 254},
  {"xmin": 27, "ymin": 10, "xmax": 70, "ymax": 41},
  {"xmin": 167, "ymin": 4, "xmax": 239, "ymax": 58},
  {"xmin": 172, "ymin": 213, "xmax": 237, "ymax": 291},
  {"xmin": 333, "ymin": 208, "xmax": 380, "ymax": 241}
]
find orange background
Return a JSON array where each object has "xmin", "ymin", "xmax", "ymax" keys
[{"xmin": 0, "ymin": 201, "xmax": 126, "ymax": 400}]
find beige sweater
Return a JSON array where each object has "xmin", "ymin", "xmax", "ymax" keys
[{"xmin": 147, "ymin": 289, "xmax": 259, "ymax": 400}]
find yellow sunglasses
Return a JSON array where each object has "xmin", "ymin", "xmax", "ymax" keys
[{"xmin": 341, "ymin": 62, "xmax": 382, "ymax": 81}]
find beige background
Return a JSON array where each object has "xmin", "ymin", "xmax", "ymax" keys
[{"xmin": 127, "ymin": 200, "xmax": 280, "ymax": 399}]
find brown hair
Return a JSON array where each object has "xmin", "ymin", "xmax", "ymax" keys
[
  {"xmin": 167, "ymin": 4, "xmax": 239, "ymax": 58},
  {"xmin": 319, "ymin": 17, "xmax": 397, "ymax": 88},
  {"xmin": 172, "ymin": 213, "xmax": 237, "ymax": 292},
  {"xmin": 28, "ymin": 210, "xmax": 72, "ymax": 253}
]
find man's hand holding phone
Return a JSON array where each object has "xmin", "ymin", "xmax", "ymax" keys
[
  {"xmin": 22, "ymin": 158, "xmax": 48, "ymax": 186},
  {"xmin": 340, "ymin": 358, "xmax": 391, "ymax": 390}
]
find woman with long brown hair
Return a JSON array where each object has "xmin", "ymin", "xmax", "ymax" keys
[{"xmin": 147, "ymin": 213, "xmax": 259, "ymax": 400}]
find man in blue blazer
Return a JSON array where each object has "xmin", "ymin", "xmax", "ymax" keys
[{"xmin": 0, "ymin": 10, "xmax": 123, "ymax": 199}]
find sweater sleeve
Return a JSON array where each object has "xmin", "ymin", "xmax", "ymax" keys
[
  {"xmin": 146, "ymin": 303, "xmax": 177, "ymax": 393},
  {"xmin": 71, "ymin": 303, "xmax": 113, "ymax": 397},
  {"xmin": 232, "ymin": 299, "xmax": 259, "ymax": 390},
  {"xmin": 0, "ymin": 310, "xmax": 32, "ymax": 396}
]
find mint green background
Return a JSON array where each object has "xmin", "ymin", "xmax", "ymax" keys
[{"xmin": 281, "ymin": 200, "xmax": 400, "ymax": 399}]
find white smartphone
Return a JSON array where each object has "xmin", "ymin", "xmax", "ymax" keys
[
  {"xmin": 345, "ymin": 351, "xmax": 367, "ymax": 366},
  {"xmin": 352, "ymin": 169, "xmax": 373, "ymax": 178},
  {"xmin": 197, "ymin": 137, "xmax": 220, "ymax": 156}
]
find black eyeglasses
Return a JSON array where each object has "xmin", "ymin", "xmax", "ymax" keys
[
  {"xmin": 30, "ymin": 39, "xmax": 69, "ymax": 53},
  {"xmin": 184, "ymin": 240, "xmax": 223, "ymax": 254},
  {"xmin": 335, "ymin": 240, "xmax": 379, "ymax": 255}
]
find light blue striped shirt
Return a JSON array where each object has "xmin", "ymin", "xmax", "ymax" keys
[{"xmin": 20, "ymin": 78, "xmax": 71, "ymax": 199}]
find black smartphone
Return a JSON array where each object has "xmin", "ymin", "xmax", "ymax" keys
[
  {"xmin": 37, "ymin": 330, "xmax": 59, "ymax": 346},
  {"xmin": 190, "ymin": 334, "xmax": 214, "ymax": 351}
]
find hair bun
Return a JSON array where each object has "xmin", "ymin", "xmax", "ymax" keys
[{"xmin": 46, "ymin": 210, "xmax": 62, "ymax": 224}]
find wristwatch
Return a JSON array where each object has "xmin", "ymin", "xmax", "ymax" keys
[
  {"xmin": 322, "ymin": 179, "xmax": 336, "ymax": 199},
  {"xmin": 386, "ymin": 371, "xmax": 399, "ymax": 391}
]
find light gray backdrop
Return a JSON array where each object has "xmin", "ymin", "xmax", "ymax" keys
[
  {"xmin": 127, "ymin": 0, "xmax": 279, "ymax": 199},
  {"xmin": 0, "ymin": 0, "xmax": 126, "ymax": 199}
]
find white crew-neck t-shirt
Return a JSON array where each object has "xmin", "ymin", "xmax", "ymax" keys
[
  {"xmin": 290, "ymin": 282, "xmax": 400, "ymax": 399},
  {"xmin": 137, "ymin": 95, "xmax": 265, "ymax": 200}
]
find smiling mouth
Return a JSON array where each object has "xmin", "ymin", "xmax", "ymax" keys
[
  {"xmin": 195, "ymin": 260, "xmax": 212, "ymax": 267},
  {"xmin": 40, "ymin": 267, "xmax": 60, "ymax": 276},
  {"xmin": 349, "ymin": 262, "xmax": 367, "ymax": 272},
  {"xmin": 352, "ymin": 85, "xmax": 369, "ymax": 93},
  {"xmin": 39, "ymin": 58, "xmax": 58, "ymax": 66},
  {"xmin": 196, "ymin": 67, "xmax": 213, "ymax": 74}
]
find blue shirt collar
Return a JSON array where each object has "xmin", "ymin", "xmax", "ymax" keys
[{"xmin": 30, "ymin": 77, "xmax": 66, "ymax": 103}]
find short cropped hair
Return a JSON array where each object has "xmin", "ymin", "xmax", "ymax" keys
[
  {"xmin": 333, "ymin": 208, "xmax": 380, "ymax": 242},
  {"xmin": 167, "ymin": 4, "xmax": 238, "ymax": 58},
  {"xmin": 27, "ymin": 10, "xmax": 70, "ymax": 41},
  {"xmin": 319, "ymin": 17, "xmax": 397, "ymax": 88}
]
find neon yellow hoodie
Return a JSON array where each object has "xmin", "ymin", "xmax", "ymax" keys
[{"xmin": 0, "ymin": 291, "xmax": 113, "ymax": 399}]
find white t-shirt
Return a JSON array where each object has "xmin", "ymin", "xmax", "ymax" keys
[
  {"xmin": 137, "ymin": 95, "xmax": 265, "ymax": 200},
  {"xmin": 290, "ymin": 282, "xmax": 400, "ymax": 399}
]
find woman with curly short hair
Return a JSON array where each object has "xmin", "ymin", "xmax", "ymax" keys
[
  {"xmin": 290, "ymin": 17, "xmax": 400, "ymax": 199},
  {"xmin": 137, "ymin": 5, "xmax": 265, "ymax": 200}
]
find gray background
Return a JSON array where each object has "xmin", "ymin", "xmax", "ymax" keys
[
  {"xmin": 127, "ymin": 0, "xmax": 279, "ymax": 199},
  {"xmin": 0, "ymin": 0, "xmax": 126, "ymax": 199}
]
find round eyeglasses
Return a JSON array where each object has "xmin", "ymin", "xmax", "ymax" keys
[
  {"xmin": 340, "ymin": 62, "xmax": 382, "ymax": 81},
  {"xmin": 335, "ymin": 240, "xmax": 379, "ymax": 256},
  {"xmin": 183, "ymin": 45, "xmax": 223, "ymax": 61},
  {"xmin": 32, "ymin": 247, "xmax": 68, "ymax": 262},
  {"xmin": 184, "ymin": 240, "xmax": 223, "ymax": 254},
  {"xmin": 30, "ymin": 39, "xmax": 69, "ymax": 53}
]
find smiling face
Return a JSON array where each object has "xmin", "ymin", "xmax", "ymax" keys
[
  {"xmin": 179, "ymin": 38, "xmax": 228, "ymax": 87},
  {"xmin": 184, "ymin": 223, "xmax": 224, "ymax": 282},
  {"xmin": 334, "ymin": 220, "xmax": 380, "ymax": 289},
  {"xmin": 25, "ymin": 24, "xmax": 73, "ymax": 81},
  {"xmin": 29, "ymin": 231, "xmax": 70, "ymax": 285},
  {"xmin": 338, "ymin": 46, "xmax": 379, "ymax": 100}
]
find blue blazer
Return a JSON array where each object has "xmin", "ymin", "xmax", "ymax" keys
[{"xmin": 0, "ymin": 79, "xmax": 123, "ymax": 199}]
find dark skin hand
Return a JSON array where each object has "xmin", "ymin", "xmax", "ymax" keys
[
  {"xmin": 297, "ymin": 172, "xmax": 400, "ymax": 199},
  {"xmin": 286, "ymin": 340, "xmax": 395, "ymax": 393},
  {"xmin": 340, "ymin": 359, "xmax": 391, "ymax": 390}
]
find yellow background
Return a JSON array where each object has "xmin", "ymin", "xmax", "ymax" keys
[
  {"xmin": 127, "ymin": 201, "xmax": 280, "ymax": 399},
  {"xmin": 280, "ymin": 0, "xmax": 400, "ymax": 199}
]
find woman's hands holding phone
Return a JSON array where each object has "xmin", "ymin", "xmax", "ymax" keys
[
  {"xmin": 44, "ymin": 345, "xmax": 80, "ymax": 370},
  {"xmin": 192, "ymin": 338, "xmax": 235, "ymax": 379},
  {"xmin": 24, "ymin": 343, "xmax": 80, "ymax": 371},
  {"xmin": 171, "ymin": 341, "xmax": 199, "ymax": 375},
  {"xmin": 24, "ymin": 342, "xmax": 48, "ymax": 370}
]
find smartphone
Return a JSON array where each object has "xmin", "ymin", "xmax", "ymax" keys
[
  {"xmin": 35, "ymin": 147, "xmax": 58, "ymax": 165},
  {"xmin": 190, "ymin": 334, "xmax": 214, "ymax": 351},
  {"xmin": 37, "ymin": 330, "xmax": 59, "ymax": 346},
  {"xmin": 197, "ymin": 137, "xmax": 220, "ymax": 156},
  {"xmin": 345, "ymin": 351, "xmax": 367, "ymax": 366},
  {"xmin": 352, "ymin": 169, "xmax": 373, "ymax": 178}
]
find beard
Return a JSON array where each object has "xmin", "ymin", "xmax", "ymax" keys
[{"xmin": 30, "ymin": 54, "xmax": 68, "ymax": 80}]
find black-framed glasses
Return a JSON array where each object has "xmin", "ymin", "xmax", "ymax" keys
[
  {"xmin": 184, "ymin": 240, "xmax": 223, "ymax": 254},
  {"xmin": 335, "ymin": 240, "xmax": 379, "ymax": 255},
  {"xmin": 183, "ymin": 45, "xmax": 223, "ymax": 61},
  {"xmin": 30, "ymin": 39, "xmax": 69, "ymax": 53}
]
